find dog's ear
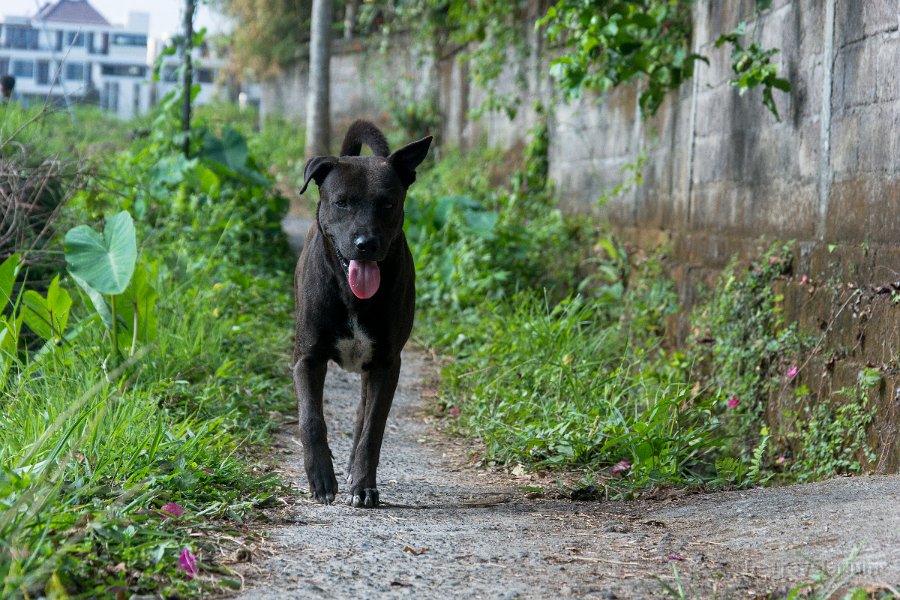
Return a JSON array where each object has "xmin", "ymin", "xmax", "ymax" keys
[
  {"xmin": 300, "ymin": 156, "xmax": 338, "ymax": 194},
  {"xmin": 389, "ymin": 135, "xmax": 433, "ymax": 188}
]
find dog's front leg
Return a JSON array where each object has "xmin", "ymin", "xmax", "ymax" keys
[
  {"xmin": 347, "ymin": 356, "xmax": 401, "ymax": 508},
  {"xmin": 294, "ymin": 357, "xmax": 338, "ymax": 504}
]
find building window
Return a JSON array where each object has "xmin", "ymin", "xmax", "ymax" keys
[
  {"xmin": 65, "ymin": 31, "xmax": 83, "ymax": 48},
  {"xmin": 196, "ymin": 68, "xmax": 215, "ymax": 84},
  {"xmin": 102, "ymin": 80, "xmax": 119, "ymax": 112},
  {"xmin": 55, "ymin": 30, "xmax": 63, "ymax": 51},
  {"xmin": 7, "ymin": 27, "xmax": 39, "ymax": 50},
  {"xmin": 64, "ymin": 63, "xmax": 84, "ymax": 81},
  {"xmin": 101, "ymin": 64, "xmax": 147, "ymax": 77},
  {"xmin": 110, "ymin": 34, "xmax": 147, "ymax": 47},
  {"xmin": 0, "ymin": 58, "xmax": 9, "ymax": 76},
  {"xmin": 133, "ymin": 82, "xmax": 141, "ymax": 114},
  {"xmin": 37, "ymin": 61, "xmax": 50, "ymax": 85},
  {"xmin": 13, "ymin": 60, "xmax": 34, "ymax": 79}
]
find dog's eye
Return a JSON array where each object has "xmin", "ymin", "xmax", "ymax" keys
[
  {"xmin": 382, "ymin": 203, "xmax": 394, "ymax": 210},
  {"xmin": 333, "ymin": 198, "xmax": 348, "ymax": 209}
]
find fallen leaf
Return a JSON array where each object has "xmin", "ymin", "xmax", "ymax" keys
[{"xmin": 402, "ymin": 546, "xmax": 429, "ymax": 556}]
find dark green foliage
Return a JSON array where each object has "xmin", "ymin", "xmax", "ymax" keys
[
  {"xmin": 715, "ymin": 21, "xmax": 792, "ymax": 121},
  {"xmin": 686, "ymin": 244, "xmax": 805, "ymax": 454},
  {"xmin": 377, "ymin": 0, "xmax": 790, "ymax": 121},
  {"xmin": 408, "ymin": 131, "xmax": 852, "ymax": 492},
  {"xmin": 541, "ymin": 0, "xmax": 705, "ymax": 115},
  {"xmin": 541, "ymin": 0, "xmax": 790, "ymax": 119},
  {"xmin": 789, "ymin": 369, "xmax": 879, "ymax": 482}
]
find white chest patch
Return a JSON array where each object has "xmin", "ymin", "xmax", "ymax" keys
[{"xmin": 335, "ymin": 318, "xmax": 373, "ymax": 373}]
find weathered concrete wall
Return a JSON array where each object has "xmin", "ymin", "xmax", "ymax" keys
[
  {"xmin": 260, "ymin": 37, "xmax": 433, "ymax": 136},
  {"xmin": 262, "ymin": 0, "xmax": 900, "ymax": 471}
]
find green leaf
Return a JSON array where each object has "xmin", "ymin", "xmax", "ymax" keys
[
  {"xmin": 0, "ymin": 314, "xmax": 22, "ymax": 387},
  {"xmin": 64, "ymin": 211, "xmax": 137, "ymax": 295},
  {"xmin": 200, "ymin": 128, "xmax": 269, "ymax": 186},
  {"xmin": 22, "ymin": 276, "xmax": 72, "ymax": 341},
  {"xmin": 0, "ymin": 253, "xmax": 20, "ymax": 314},
  {"xmin": 116, "ymin": 261, "xmax": 160, "ymax": 350},
  {"xmin": 770, "ymin": 77, "xmax": 791, "ymax": 92},
  {"xmin": 635, "ymin": 441, "xmax": 653, "ymax": 461},
  {"xmin": 71, "ymin": 274, "xmax": 113, "ymax": 329},
  {"xmin": 202, "ymin": 128, "xmax": 249, "ymax": 171}
]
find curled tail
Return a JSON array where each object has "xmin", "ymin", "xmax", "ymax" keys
[{"xmin": 339, "ymin": 120, "xmax": 390, "ymax": 157}]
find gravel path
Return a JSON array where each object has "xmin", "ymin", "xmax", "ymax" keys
[{"xmin": 235, "ymin": 353, "xmax": 900, "ymax": 599}]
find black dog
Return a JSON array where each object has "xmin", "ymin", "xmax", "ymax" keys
[{"xmin": 294, "ymin": 120, "xmax": 432, "ymax": 508}]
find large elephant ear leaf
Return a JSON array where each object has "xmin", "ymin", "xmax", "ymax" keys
[{"xmin": 64, "ymin": 211, "xmax": 137, "ymax": 295}]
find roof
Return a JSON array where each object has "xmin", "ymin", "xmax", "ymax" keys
[{"xmin": 36, "ymin": 0, "xmax": 110, "ymax": 26}]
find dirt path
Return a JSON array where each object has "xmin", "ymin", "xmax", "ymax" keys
[{"xmin": 234, "ymin": 352, "xmax": 899, "ymax": 599}]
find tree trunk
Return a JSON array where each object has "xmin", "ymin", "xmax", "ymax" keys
[
  {"xmin": 344, "ymin": 0, "xmax": 358, "ymax": 41},
  {"xmin": 305, "ymin": 0, "xmax": 333, "ymax": 159},
  {"xmin": 181, "ymin": 0, "xmax": 194, "ymax": 157}
]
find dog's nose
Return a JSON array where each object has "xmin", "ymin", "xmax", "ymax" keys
[{"xmin": 354, "ymin": 235, "xmax": 378, "ymax": 254}]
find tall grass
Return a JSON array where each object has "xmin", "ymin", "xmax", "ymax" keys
[
  {"xmin": 407, "ymin": 136, "xmax": 813, "ymax": 492},
  {"xmin": 0, "ymin": 102, "xmax": 294, "ymax": 596}
]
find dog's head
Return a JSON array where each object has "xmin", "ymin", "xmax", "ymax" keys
[{"xmin": 300, "ymin": 123, "xmax": 432, "ymax": 299}]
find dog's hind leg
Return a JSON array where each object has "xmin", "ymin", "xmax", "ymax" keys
[
  {"xmin": 294, "ymin": 358, "xmax": 339, "ymax": 504},
  {"xmin": 347, "ymin": 356, "xmax": 401, "ymax": 508}
]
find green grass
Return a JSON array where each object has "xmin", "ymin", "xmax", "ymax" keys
[
  {"xmin": 0, "ymin": 102, "xmax": 295, "ymax": 596},
  {"xmin": 440, "ymin": 292, "xmax": 723, "ymax": 483},
  {"xmin": 407, "ymin": 134, "xmax": 852, "ymax": 493}
]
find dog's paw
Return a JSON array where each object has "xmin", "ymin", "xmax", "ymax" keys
[
  {"xmin": 306, "ymin": 463, "xmax": 338, "ymax": 505},
  {"xmin": 347, "ymin": 487, "xmax": 379, "ymax": 508}
]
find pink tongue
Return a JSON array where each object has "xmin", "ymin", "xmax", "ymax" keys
[{"xmin": 348, "ymin": 260, "xmax": 381, "ymax": 299}]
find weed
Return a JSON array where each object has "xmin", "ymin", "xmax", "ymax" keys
[
  {"xmin": 790, "ymin": 369, "xmax": 879, "ymax": 482},
  {"xmin": 781, "ymin": 548, "xmax": 898, "ymax": 600}
]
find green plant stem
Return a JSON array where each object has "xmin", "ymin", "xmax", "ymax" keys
[
  {"xmin": 110, "ymin": 294, "xmax": 119, "ymax": 360},
  {"xmin": 130, "ymin": 301, "xmax": 138, "ymax": 356}
]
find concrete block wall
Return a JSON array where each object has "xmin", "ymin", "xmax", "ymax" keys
[
  {"xmin": 259, "ymin": 37, "xmax": 429, "ymax": 135},
  {"xmin": 530, "ymin": 0, "xmax": 899, "ymax": 472}
]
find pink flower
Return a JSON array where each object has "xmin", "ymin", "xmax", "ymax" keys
[
  {"xmin": 161, "ymin": 502, "xmax": 185, "ymax": 519},
  {"xmin": 726, "ymin": 396, "xmax": 740, "ymax": 408},
  {"xmin": 448, "ymin": 406, "xmax": 460, "ymax": 417},
  {"xmin": 787, "ymin": 366, "xmax": 799, "ymax": 379},
  {"xmin": 800, "ymin": 275, "xmax": 809, "ymax": 285},
  {"xmin": 611, "ymin": 459, "xmax": 631, "ymax": 474},
  {"xmin": 667, "ymin": 554, "xmax": 686, "ymax": 561},
  {"xmin": 178, "ymin": 548, "xmax": 199, "ymax": 578},
  {"xmin": 776, "ymin": 455, "xmax": 786, "ymax": 465}
]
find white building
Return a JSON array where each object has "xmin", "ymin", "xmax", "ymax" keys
[{"xmin": 0, "ymin": 0, "xmax": 151, "ymax": 119}]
